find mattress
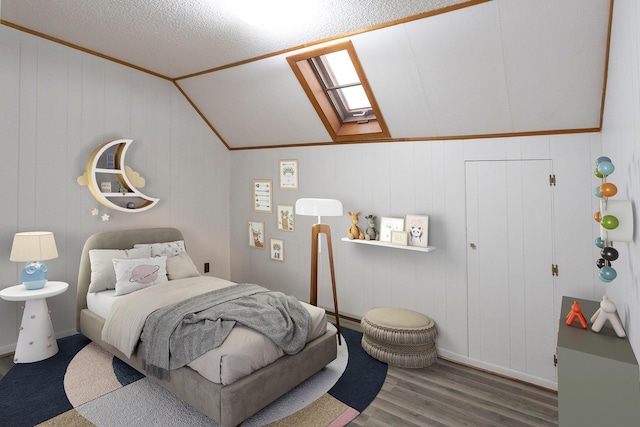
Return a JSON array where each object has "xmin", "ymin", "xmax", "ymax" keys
[{"xmin": 87, "ymin": 288, "xmax": 327, "ymax": 385}]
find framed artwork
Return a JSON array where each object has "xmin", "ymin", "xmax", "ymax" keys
[
  {"xmin": 405, "ymin": 214, "xmax": 429, "ymax": 247},
  {"xmin": 379, "ymin": 217, "xmax": 405, "ymax": 242},
  {"xmin": 248, "ymin": 221, "xmax": 265, "ymax": 249},
  {"xmin": 279, "ymin": 160, "xmax": 298, "ymax": 189},
  {"xmin": 270, "ymin": 238, "xmax": 284, "ymax": 261},
  {"xmin": 100, "ymin": 182, "xmax": 112, "ymax": 193},
  {"xmin": 253, "ymin": 180, "xmax": 272, "ymax": 213},
  {"xmin": 391, "ymin": 230, "xmax": 409, "ymax": 246},
  {"xmin": 277, "ymin": 204, "xmax": 295, "ymax": 231}
]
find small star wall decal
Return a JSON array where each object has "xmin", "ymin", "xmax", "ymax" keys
[
  {"xmin": 91, "ymin": 207, "xmax": 99, "ymax": 216},
  {"xmin": 101, "ymin": 213, "xmax": 110, "ymax": 221}
]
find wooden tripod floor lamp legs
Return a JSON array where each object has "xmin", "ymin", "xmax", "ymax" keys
[{"xmin": 310, "ymin": 223, "xmax": 342, "ymax": 345}]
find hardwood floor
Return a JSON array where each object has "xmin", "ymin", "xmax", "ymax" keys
[
  {"xmin": 0, "ymin": 353, "xmax": 14, "ymax": 378},
  {"xmin": 350, "ymin": 359, "xmax": 558, "ymax": 427},
  {"xmin": 0, "ymin": 351, "xmax": 558, "ymax": 427}
]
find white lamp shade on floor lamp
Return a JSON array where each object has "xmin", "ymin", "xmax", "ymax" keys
[
  {"xmin": 10, "ymin": 231, "xmax": 58, "ymax": 290},
  {"xmin": 295, "ymin": 198, "xmax": 343, "ymax": 223}
]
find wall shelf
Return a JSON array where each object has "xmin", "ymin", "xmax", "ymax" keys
[
  {"xmin": 341, "ymin": 237, "xmax": 436, "ymax": 252},
  {"xmin": 83, "ymin": 139, "xmax": 159, "ymax": 213}
]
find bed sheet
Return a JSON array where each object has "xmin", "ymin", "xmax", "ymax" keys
[{"xmin": 87, "ymin": 287, "xmax": 327, "ymax": 384}]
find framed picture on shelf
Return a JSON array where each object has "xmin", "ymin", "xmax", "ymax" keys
[
  {"xmin": 379, "ymin": 217, "xmax": 405, "ymax": 242},
  {"xmin": 248, "ymin": 221, "xmax": 265, "ymax": 249},
  {"xmin": 405, "ymin": 214, "xmax": 429, "ymax": 247},
  {"xmin": 253, "ymin": 180, "xmax": 272, "ymax": 213},
  {"xmin": 277, "ymin": 204, "xmax": 295, "ymax": 231},
  {"xmin": 391, "ymin": 230, "xmax": 409, "ymax": 246},
  {"xmin": 100, "ymin": 182, "xmax": 112, "ymax": 193},
  {"xmin": 270, "ymin": 238, "xmax": 284, "ymax": 261},
  {"xmin": 279, "ymin": 160, "xmax": 298, "ymax": 189}
]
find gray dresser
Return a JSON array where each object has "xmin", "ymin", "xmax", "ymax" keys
[{"xmin": 557, "ymin": 296, "xmax": 640, "ymax": 426}]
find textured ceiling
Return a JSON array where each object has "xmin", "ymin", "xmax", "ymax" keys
[
  {"xmin": 1, "ymin": 0, "xmax": 471, "ymax": 78},
  {"xmin": 1, "ymin": 0, "xmax": 611, "ymax": 149}
]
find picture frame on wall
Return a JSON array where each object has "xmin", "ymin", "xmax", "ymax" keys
[
  {"xmin": 248, "ymin": 221, "xmax": 265, "ymax": 249},
  {"xmin": 253, "ymin": 180, "xmax": 272, "ymax": 213},
  {"xmin": 270, "ymin": 238, "xmax": 284, "ymax": 261},
  {"xmin": 279, "ymin": 160, "xmax": 298, "ymax": 189},
  {"xmin": 405, "ymin": 214, "xmax": 429, "ymax": 247},
  {"xmin": 391, "ymin": 230, "xmax": 409, "ymax": 246},
  {"xmin": 379, "ymin": 217, "xmax": 405, "ymax": 242},
  {"xmin": 277, "ymin": 204, "xmax": 295, "ymax": 231}
]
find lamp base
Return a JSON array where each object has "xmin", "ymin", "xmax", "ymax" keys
[{"xmin": 21, "ymin": 261, "xmax": 49, "ymax": 290}]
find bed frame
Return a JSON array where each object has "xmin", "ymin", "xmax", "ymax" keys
[{"xmin": 76, "ymin": 227, "xmax": 337, "ymax": 427}]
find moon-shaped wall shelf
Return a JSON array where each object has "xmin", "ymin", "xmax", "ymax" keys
[{"xmin": 84, "ymin": 139, "xmax": 159, "ymax": 213}]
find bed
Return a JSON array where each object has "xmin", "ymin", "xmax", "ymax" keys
[{"xmin": 76, "ymin": 227, "xmax": 337, "ymax": 427}]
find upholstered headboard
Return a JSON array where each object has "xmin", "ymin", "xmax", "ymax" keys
[{"xmin": 76, "ymin": 227, "xmax": 184, "ymax": 330}]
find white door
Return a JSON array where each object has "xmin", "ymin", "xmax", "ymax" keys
[{"xmin": 466, "ymin": 160, "xmax": 556, "ymax": 386}]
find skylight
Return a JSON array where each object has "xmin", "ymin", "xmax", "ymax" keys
[{"xmin": 287, "ymin": 41, "xmax": 390, "ymax": 142}]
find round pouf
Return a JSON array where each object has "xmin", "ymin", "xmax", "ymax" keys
[{"xmin": 361, "ymin": 307, "xmax": 437, "ymax": 368}]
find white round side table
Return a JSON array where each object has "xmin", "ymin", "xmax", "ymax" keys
[{"xmin": 0, "ymin": 281, "xmax": 68, "ymax": 363}]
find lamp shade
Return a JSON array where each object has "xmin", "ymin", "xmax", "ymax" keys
[
  {"xmin": 10, "ymin": 232, "xmax": 59, "ymax": 262},
  {"xmin": 295, "ymin": 198, "xmax": 343, "ymax": 217}
]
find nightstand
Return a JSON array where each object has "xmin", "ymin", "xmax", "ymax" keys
[{"xmin": 0, "ymin": 281, "xmax": 68, "ymax": 363}]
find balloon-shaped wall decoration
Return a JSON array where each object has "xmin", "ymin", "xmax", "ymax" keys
[
  {"xmin": 601, "ymin": 246, "xmax": 619, "ymax": 261},
  {"xmin": 594, "ymin": 167, "xmax": 604, "ymax": 178},
  {"xmin": 591, "ymin": 156, "xmax": 632, "ymax": 284},
  {"xmin": 601, "ymin": 215, "xmax": 619, "ymax": 230},
  {"xmin": 594, "ymin": 186, "xmax": 603, "ymax": 198},
  {"xmin": 599, "ymin": 266, "xmax": 617, "ymax": 282},
  {"xmin": 597, "ymin": 161, "xmax": 615, "ymax": 176},
  {"xmin": 595, "ymin": 237, "xmax": 604, "ymax": 248},
  {"xmin": 600, "ymin": 182, "xmax": 617, "ymax": 197}
]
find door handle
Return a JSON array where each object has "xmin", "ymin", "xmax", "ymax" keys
[{"xmin": 470, "ymin": 243, "xmax": 477, "ymax": 249}]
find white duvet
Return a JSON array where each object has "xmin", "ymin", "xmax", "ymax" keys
[{"xmin": 91, "ymin": 276, "xmax": 327, "ymax": 385}]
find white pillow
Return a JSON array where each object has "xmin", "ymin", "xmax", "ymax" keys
[
  {"xmin": 113, "ymin": 256, "xmax": 168, "ymax": 296},
  {"xmin": 88, "ymin": 247, "xmax": 151, "ymax": 293},
  {"xmin": 134, "ymin": 240, "xmax": 185, "ymax": 257},
  {"xmin": 166, "ymin": 252, "xmax": 200, "ymax": 280}
]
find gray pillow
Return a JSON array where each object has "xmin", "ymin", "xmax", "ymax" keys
[
  {"xmin": 88, "ymin": 247, "xmax": 151, "ymax": 293},
  {"xmin": 166, "ymin": 251, "xmax": 200, "ymax": 280}
]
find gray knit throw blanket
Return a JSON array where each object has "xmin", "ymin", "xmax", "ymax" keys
[{"xmin": 141, "ymin": 283, "xmax": 311, "ymax": 379}]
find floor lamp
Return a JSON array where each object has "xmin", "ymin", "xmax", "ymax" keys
[{"xmin": 295, "ymin": 198, "xmax": 343, "ymax": 344}]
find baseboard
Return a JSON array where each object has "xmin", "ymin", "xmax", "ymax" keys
[
  {"xmin": 437, "ymin": 348, "xmax": 558, "ymax": 392},
  {"xmin": 327, "ymin": 310, "xmax": 557, "ymax": 392},
  {"xmin": 0, "ymin": 328, "xmax": 78, "ymax": 359},
  {"xmin": 326, "ymin": 311, "xmax": 362, "ymax": 333}
]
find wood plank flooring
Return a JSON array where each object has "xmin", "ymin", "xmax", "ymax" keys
[
  {"xmin": 0, "ymin": 353, "xmax": 558, "ymax": 427},
  {"xmin": 0, "ymin": 354, "xmax": 13, "ymax": 378},
  {"xmin": 349, "ymin": 358, "xmax": 557, "ymax": 427}
]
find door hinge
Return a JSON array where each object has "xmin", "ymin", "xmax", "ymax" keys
[
  {"xmin": 554, "ymin": 353, "xmax": 558, "ymax": 367},
  {"xmin": 549, "ymin": 174, "xmax": 556, "ymax": 186},
  {"xmin": 552, "ymin": 264, "xmax": 559, "ymax": 276}
]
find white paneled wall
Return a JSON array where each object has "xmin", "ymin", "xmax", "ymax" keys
[
  {"xmin": 601, "ymin": 0, "xmax": 640, "ymax": 360},
  {"xmin": 230, "ymin": 133, "xmax": 602, "ymax": 384},
  {"xmin": 0, "ymin": 26, "xmax": 231, "ymax": 354},
  {"xmin": 0, "ymin": 15, "xmax": 610, "ymax": 386}
]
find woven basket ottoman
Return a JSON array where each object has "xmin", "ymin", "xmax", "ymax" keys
[{"xmin": 361, "ymin": 307, "xmax": 437, "ymax": 368}]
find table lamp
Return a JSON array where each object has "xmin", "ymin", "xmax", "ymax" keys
[
  {"xmin": 10, "ymin": 231, "xmax": 59, "ymax": 290},
  {"xmin": 295, "ymin": 198, "xmax": 343, "ymax": 344}
]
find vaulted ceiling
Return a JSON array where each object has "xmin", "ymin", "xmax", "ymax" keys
[{"xmin": 1, "ymin": 0, "xmax": 612, "ymax": 149}]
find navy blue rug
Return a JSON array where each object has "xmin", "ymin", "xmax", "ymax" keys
[{"xmin": 0, "ymin": 327, "xmax": 387, "ymax": 426}]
